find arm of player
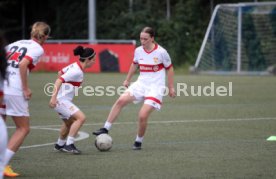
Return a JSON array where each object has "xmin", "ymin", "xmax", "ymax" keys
[
  {"xmin": 167, "ymin": 66, "xmax": 176, "ymax": 98},
  {"xmin": 57, "ymin": 71, "xmax": 63, "ymax": 78},
  {"xmin": 19, "ymin": 58, "xmax": 32, "ymax": 100},
  {"xmin": 49, "ymin": 78, "xmax": 62, "ymax": 108},
  {"xmin": 123, "ymin": 63, "xmax": 138, "ymax": 88}
]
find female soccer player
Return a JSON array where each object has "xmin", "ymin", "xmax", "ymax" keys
[
  {"xmin": 49, "ymin": 46, "xmax": 96, "ymax": 154},
  {"xmin": 93, "ymin": 26, "xmax": 176, "ymax": 150},
  {"xmin": 0, "ymin": 32, "xmax": 8, "ymax": 179},
  {"xmin": 2, "ymin": 21, "xmax": 51, "ymax": 177}
]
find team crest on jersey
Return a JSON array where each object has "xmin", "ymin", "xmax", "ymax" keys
[
  {"xmin": 153, "ymin": 65, "xmax": 159, "ymax": 72},
  {"xmin": 69, "ymin": 106, "xmax": 75, "ymax": 111},
  {"xmin": 153, "ymin": 57, "xmax": 158, "ymax": 63}
]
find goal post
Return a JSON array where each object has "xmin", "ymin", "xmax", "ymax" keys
[{"xmin": 194, "ymin": 2, "xmax": 276, "ymax": 75}]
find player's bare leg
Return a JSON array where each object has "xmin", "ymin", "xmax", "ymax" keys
[
  {"xmin": 62, "ymin": 111, "xmax": 85, "ymax": 154},
  {"xmin": 60, "ymin": 121, "xmax": 72, "ymax": 140},
  {"xmin": 8, "ymin": 116, "xmax": 30, "ymax": 152},
  {"xmin": 68, "ymin": 110, "xmax": 86, "ymax": 137},
  {"xmin": 137, "ymin": 104, "xmax": 154, "ymax": 137},
  {"xmin": 4, "ymin": 116, "xmax": 30, "ymax": 177},
  {"xmin": 106, "ymin": 92, "xmax": 135, "ymax": 123},
  {"xmin": 54, "ymin": 119, "xmax": 73, "ymax": 151},
  {"xmin": 93, "ymin": 92, "xmax": 135, "ymax": 135},
  {"xmin": 133, "ymin": 104, "xmax": 154, "ymax": 150}
]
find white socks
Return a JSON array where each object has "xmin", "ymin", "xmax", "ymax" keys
[
  {"xmin": 4, "ymin": 149, "xmax": 15, "ymax": 166},
  {"xmin": 104, "ymin": 121, "xmax": 112, "ymax": 130},
  {"xmin": 104, "ymin": 122, "xmax": 144, "ymax": 143},
  {"xmin": 66, "ymin": 136, "xmax": 75, "ymax": 145},
  {"xmin": 135, "ymin": 135, "xmax": 144, "ymax": 143},
  {"xmin": 57, "ymin": 138, "xmax": 66, "ymax": 146}
]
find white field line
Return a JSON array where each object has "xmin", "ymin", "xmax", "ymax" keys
[
  {"xmin": 6, "ymin": 117, "xmax": 276, "ymax": 149},
  {"xmin": 7, "ymin": 117, "xmax": 276, "ymax": 129},
  {"xmin": 18, "ymin": 127, "xmax": 89, "ymax": 149}
]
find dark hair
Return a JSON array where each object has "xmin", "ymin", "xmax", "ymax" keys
[
  {"xmin": 73, "ymin": 46, "xmax": 96, "ymax": 62},
  {"xmin": 141, "ymin": 27, "xmax": 155, "ymax": 38},
  {"xmin": 0, "ymin": 31, "xmax": 7, "ymax": 79}
]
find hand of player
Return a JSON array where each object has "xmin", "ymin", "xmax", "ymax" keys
[
  {"xmin": 49, "ymin": 98, "xmax": 58, "ymax": 108},
  {"xmin": 23, "ymin": 88, "xmax": 32, "ymax": 100},
  {"xmin": 169, "ymin": 87, "xmax": 176, "ymax": 98},
  {"xmin": 123, "ymin": 80, "xmax": 130, "ymax": 88}
]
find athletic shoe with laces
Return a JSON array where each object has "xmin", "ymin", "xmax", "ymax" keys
[
  {"xmin": 54, "ymin": 143, "xmax": 65, "ymax": 151},
  {"xmin": 62, "ymin": 144, "xmax": 81, "ymax": 154},
  {"xmin": 92, "ymin": 128, "xmax": 108, "ymax": 136},
  {"xmin": 4, "ymin": 165, "xmax": 20, "ymax": 177},
  {"xmin": 132, "ymin": 141, "xmax": 142, "ymax": 150}
]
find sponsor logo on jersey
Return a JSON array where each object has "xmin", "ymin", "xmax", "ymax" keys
[
  {"xmin": 140, "ymin": 66, "xmax": 153, "ymax": 71},
  {"xmin": 69, "ymin": 106, "xmax": 75, "ymax": 111},
  {"xmin": 139, "ymin": 65, "xmax": 159, "ymax": 72},
  {"xmin": 139, "ymin": 64, "xmax": 164, "ymax": 72}
]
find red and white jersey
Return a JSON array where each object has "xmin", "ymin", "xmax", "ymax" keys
[
  {"xmin": 4, "ymin": 39, "xmax": 44, "ymax": 96},
  {"xmin": 133, "ymin": 44, "xmax": 172, "ymax": 86},
  {"xmin": 57, "ymin": 62, "xmax": 84, "ymax": 101}
]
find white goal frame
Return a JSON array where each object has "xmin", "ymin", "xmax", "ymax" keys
[{"xmin": 194, "ymin": 2, "xmax": 276, "ymax": 75}]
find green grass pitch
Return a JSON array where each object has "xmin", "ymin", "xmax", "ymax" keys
[{"xmin": 5, "ymin": 73, "xmax": 276, "ymax": 178}]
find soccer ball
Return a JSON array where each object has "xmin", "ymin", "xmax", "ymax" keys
[{"xmin": 95, "ymin": 134, "xmax": 113, "ymax": 151}]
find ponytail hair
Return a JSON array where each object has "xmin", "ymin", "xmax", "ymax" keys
[
  {"xmin": 73, "ymin": 46, "xmax": 96, "ymax": 62},
  {"xmin": 31, "ymin": 21, "xmax": 51, "ymax": 43}
]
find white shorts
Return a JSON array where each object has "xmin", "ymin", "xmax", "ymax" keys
[
  {"xmin": 2, "ymin": 95, "xmax": 29, "ymax": 117},
  {"xmin": 54, "ymin": 100, "xmax": 80, "ymax": 120},
  {"xmin": 0, "ymin": 104, "xmax": 5, "ymax": 115},
  {"xmin": 126, "ymin": 81, "xmax": 165, "ymax": 110}
]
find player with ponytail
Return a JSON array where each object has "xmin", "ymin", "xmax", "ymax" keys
[
  {"xmin": 93, "ymin": 26, "xmax": 176, "ymax": 150},
  {"xmin": 49, "ymin": 45, "xmax": 96, "ymax": 154}
]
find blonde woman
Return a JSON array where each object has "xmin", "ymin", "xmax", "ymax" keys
[{"xmin": 2, "ymin": 22, "xmax": 51, "ymax": 177}]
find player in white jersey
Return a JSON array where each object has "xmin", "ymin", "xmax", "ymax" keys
[
  {"xmin": 93, "ymin": 27, "xmax": 176, "ymax": 150},
  {"xmin": 1, "ymin": 22, "xmax": 51, "ymax": 177},
  {"xmin": 49, "ymin": 46, "xmax": 96, "ymax": 154},
  {"xmin": 0, "ymin": 32, "xmax": 8, "ymax": 179}
]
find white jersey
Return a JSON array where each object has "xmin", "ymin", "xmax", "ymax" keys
[
  {"xmin": 57, "ymin": 62, "xmax": 84, "ymax": 101},
  {"xmin": 4, "ymin": 39, "xmax": 44, "ymax": 96},
  {"xmin": 133, "ymin": 44, "xmax": 172, "ymax": 87}
]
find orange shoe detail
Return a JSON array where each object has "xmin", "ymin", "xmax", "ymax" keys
[{"xmin": 3, "ymin": 165, "xmax": 20, "ymax": 177}]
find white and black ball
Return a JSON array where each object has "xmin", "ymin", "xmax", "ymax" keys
[{"xmin": 95, "ymin": 134, "xmax": 113, "ymax": 151}]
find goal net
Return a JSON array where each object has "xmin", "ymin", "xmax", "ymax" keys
[{"xmin": 194, "ymin": 2, "xmax": 276, "ymax": 75}]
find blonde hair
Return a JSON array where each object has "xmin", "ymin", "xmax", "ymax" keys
[{"xmin": 30, "ymin": 22, "xmax": 51, "ymax": 44}]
